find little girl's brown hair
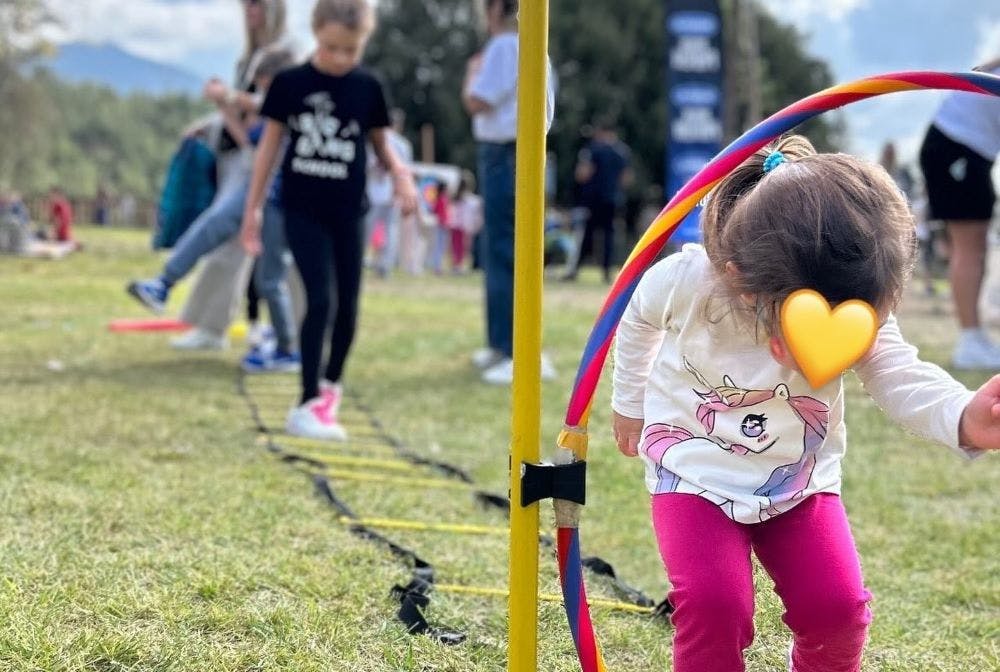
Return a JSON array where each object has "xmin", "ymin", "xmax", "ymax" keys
[
  {"xmin": 701, "ymin": 135, "xmax": 916, "ymax": 335},
  {"xmin": 311, "ymin": 0, "xmax": 375, "ymax": 34}
]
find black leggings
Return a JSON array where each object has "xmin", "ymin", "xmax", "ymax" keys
[{"xmin": 284, "ymin": 207, "xmax": 364, "ymax": 404}]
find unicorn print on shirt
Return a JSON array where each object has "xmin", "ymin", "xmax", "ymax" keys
[{"xmin": 642, "ymin": 358, "xmax": 829, "ymax": 521}]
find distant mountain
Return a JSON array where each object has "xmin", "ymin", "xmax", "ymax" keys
[{"xmin": 32, "ymin": 42, "xmax": 203, "ymax": 97}]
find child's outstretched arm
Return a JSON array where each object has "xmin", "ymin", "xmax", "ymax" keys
[
  {"xmin": 612, "ymin": 257, "xmax": 683, "ymax": 456},
  {"xmin": 854, "ymin": 316, "xmax": 994, "ymax": 455},
  {"xmin": 239, "ymin": 119, "xmax": 284, "ymax": 257},
  {"xmin": 369, "ymin": 128, "xmax": 417, "ymax": 216}
]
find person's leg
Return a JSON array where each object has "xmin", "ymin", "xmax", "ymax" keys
[
  {"xmin": 323, "ymin": 211, "xmax": 366, "ymax": 384},
  {"xmin": 652, "ymin": 494, "xmax": 756, "ymax": 672},
  {"xmin": 568, "ymin": 207, "xmax": 596, "ymax": 279},
  {"xmin": 946, "ymin": 221, "xmax": 990, "ymax": 329},
  {"xmin": 161, "ymin": 183, "xmax": 247, "ymax": 285},
  {"xmin": 178, "ymin": 237, "xmax": 254, "ymax": 337},
  {"xmin": 479, "ymin": 143, "xmax": 516, "ymax": 358},
  {"xmin": 399, "ymin": 212, "xmax": 417, "ymax": 275},
  {"xmin": 256, "ymin": 202, "xmax": 296, "ymax": 353},
  {"xmin": 752, "ymin": 494, "xmax": 872, "ymax": 672},
  {"xmin": 178, "ymin": 151, "xmax": 253, "ymax": 335},
  {"xmin": 451, "ymin": 227, "xmax": 465, "ymax": 270},
  {"xmin": 284, "ymin": 208, "xmax": 333, "ymax": 404},
  {"xmin": 382, "ymin": 206, "xmax": 401, "ymax": 274},
  {"xmin": 594, "ymin": 200, "xmax": 616, "ymax": 281}
]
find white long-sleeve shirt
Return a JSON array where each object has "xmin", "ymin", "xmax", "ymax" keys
[{"xmin": 612, "ymin": 244, "xmax": 979, "ymax": 523}]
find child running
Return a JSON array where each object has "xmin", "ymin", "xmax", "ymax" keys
[
  {"xmin": 611, "ymin": 135, "xmax": 1000, "ymax": 672},
  {"xmin": 240, "ymin": 0, "xmax": 417, "ymax": 441}
]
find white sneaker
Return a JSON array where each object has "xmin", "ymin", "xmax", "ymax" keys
[
  {"xmin": 246, "ymin": 322, "xmax": 274, "ymax": 348},
  {"xmin": 286, "ymin": 396, "xmax": 347, "ymax": 441},
  {"xmin": 481, "ymin": 356, "xmax": 558, "ymax": 385},
  {"xmin": 540, "ymin": 353, "xmax": 557, "ymax": 381},
  {"xmin": 471, "ymin": 347, "xmax": 504, "ymax": 370},
  {"xmin": 481, "ymin": 357, "xmax": 514, "ymax": 385},
  {"xmin": 952, "ymin": 331, "xmax": 1000, "ymax": 370},
  {"xmin": 170, "ymin": 328, "xmax": 228, "ymax": 351}
]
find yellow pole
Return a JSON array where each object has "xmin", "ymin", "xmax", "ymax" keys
[{"xmin": 508, "ymin": 2, "xmax": 548, "ymax": 672}]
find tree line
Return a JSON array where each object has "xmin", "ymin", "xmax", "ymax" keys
[{"xmin": 1, "ymin": 0, "xmax": 840, "ymax": 208}]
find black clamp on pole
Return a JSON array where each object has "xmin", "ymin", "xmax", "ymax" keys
[{"xmin": 520, "ymin": 460, "xmax": 586, "ymax": 507}]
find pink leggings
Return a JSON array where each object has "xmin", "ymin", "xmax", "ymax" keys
[{"xmin": 652, "ymin": 493, "xmax": 872, "ymax": 672}]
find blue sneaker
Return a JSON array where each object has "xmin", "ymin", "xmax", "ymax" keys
[
  {"xmin": 126, "ymin": 278, "xmax": 169, "ymax": 314},
  {"xmin": 270, "ymin": 350, "xmax": 301, "ymax": 373},
  {"xmin": 241, "ymin": 347, "xmax": 301, "ymax": 374}
]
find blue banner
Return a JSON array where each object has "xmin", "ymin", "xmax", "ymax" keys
[{"xmin": 665, "ymin": 1, "xmax": 724, "ymax": 244}]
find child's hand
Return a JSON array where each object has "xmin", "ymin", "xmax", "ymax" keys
[
  {"xmin": 240, "ymin": 208, "xmax": 263, "ymax": 257},
  {"xmin": 959, "ymin": 374, "xmax": 1000, "ymax": 450},
  {"xmin": 394, "ymin": 173, "xmax": 419, "ymax": 216},
  {"xmin": 612, "ymin": 411, "xmax": 644, "ymax": 457}
]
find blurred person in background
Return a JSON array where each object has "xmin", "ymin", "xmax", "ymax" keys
[
  {"xmin": 462, "ymin": 0, "xmax": 556, "ymax": 385},
  {"xmin": 171, "ymin": 0, "xmax": 297, "ymax": 351},
  {"xmin": 918, "ymin": 58, "xmax": 1000, "ymax": 369}
]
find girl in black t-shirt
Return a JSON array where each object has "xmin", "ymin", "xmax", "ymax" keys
[{"xmin": 240, "ymin": 0, "xmax": 417, "ymax": 441}]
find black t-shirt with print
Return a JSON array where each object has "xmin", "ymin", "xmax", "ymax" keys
[{"xmin": 260, "ymin": 62, "xmax": 390, "ymax": 217}]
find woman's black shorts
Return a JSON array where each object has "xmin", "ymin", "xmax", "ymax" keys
[{"xmin": 919, "ymin": 124, "xmax": 996, "ymax": 221}]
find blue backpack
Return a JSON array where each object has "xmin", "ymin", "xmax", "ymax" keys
[{"xmin": 152, "ymin": 137, "xmax": 216, "ymax": 249}]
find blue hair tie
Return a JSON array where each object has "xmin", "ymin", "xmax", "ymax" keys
[{"xmin": 763, "ymin": 151, "xmax": 787, "ymax": 174}]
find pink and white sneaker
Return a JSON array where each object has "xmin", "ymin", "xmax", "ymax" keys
[
  {"xmin": 286, "ymin": 396, "xmax": 347, "ymax": 441},
  {"xmin": 319, "ymin": 379, "xmax": 343, "ymax": 415}
]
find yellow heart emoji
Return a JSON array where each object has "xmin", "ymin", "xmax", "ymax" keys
[{"xmin": 780, "ymin": 289, "xmax": 878, "ymax": 389}]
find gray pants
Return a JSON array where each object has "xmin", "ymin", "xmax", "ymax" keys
[
  {"xmin": 179, "ymin": 150, "xmax": 253, "ymax": 337},
  {"xmin": 364, "ymin": 202, "xmax": 402, "ymax": 275}
]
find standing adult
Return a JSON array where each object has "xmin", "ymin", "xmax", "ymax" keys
[
  {"xmin": 918, "ymin": 59, "xmax": 1000, "ymax": 369},
  {"xmin": 462, "ymin": 0, "xmax": 555, "ymax": 385},
  {"xmin": 172, "ymin": 0, "xmax": 297, "ymax": 350},
  {"xmin": 564, "ymin": 118, "xmax": 632, "ymax": 283}
]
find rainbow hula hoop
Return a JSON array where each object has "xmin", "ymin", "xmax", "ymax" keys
[{"xmin": 553, "ymin": 71, "xmax": 1000, "ymax": 672}]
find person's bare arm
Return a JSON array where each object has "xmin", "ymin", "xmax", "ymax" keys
[{"xmin": 461, "ymin": 53, "xmax": 491, "ymax": 115}]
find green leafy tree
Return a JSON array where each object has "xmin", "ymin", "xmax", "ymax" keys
[
  {"xmin": 366, "ymin": 0, "xmax": 482, "ymax": 170},
  {"xmin": 0, "ymin": 0, "xmax": 56, "ymax": 191},
  {"xmin": 367, "ymin": 0, "xmax": 841, "ymax": 204}
]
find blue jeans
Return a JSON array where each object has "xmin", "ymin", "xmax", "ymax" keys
[
  {"xmin": 164, "ymin": 182, "xmax": 295, "ymax": 353},
  {"xmin": 163, "ymin": 182, "xmax": 247, "ymax": 285},
  {"xmin": 254, "ymin": 202, "xmax": 296, "ymax": 353},
  {"xmin": 477, "ymin": 141, "xmax": 516, "ymax": 358}
]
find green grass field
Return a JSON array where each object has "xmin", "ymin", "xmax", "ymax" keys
[{"xmin": 1, "ymin": 226, "xmax": 997, "ymax": 671}]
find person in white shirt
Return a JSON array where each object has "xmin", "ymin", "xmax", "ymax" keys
[
  {"xmin": 612, "ymin": 135, "xmax": 1000, "ymax": 672},
  {"xmin": 462, "ymin": 0, "xmax": 556, "ymax": 385},
  {"xmin": 918, "ymin": 60, "xmax": 1000, "ymax": 369}
]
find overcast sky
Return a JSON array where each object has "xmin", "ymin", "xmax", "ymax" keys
[{"xmin": 42, "ymin": 0, "xmax": 1000, "ymax": 165}]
